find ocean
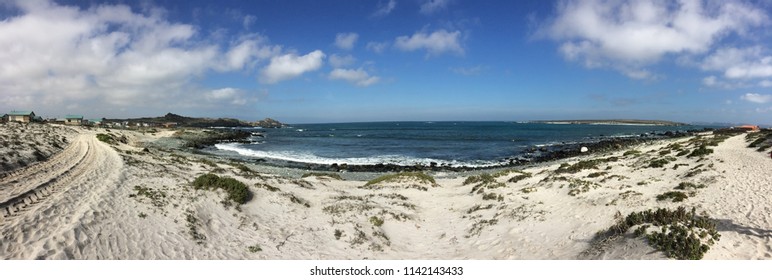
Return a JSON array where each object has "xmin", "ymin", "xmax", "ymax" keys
[{"xmin": 212, "ymin": 122, "xmax": 699, "ymax": 168}]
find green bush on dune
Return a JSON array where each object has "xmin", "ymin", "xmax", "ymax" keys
[
  {"xmin": 96, "ymin": 133, "xmax": 114, "ymax": 144},
  {"xmin": 192, "ymin": 173, "xmax": 251, "ymax": 204},
  {"xmin": 594, "ymin": 207, "xmax": 720, "ymax": 260}
]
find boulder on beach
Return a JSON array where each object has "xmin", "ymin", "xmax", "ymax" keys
[{"xmin": 580, "ymin": 146, "xmax": 589, "ymax": 153}]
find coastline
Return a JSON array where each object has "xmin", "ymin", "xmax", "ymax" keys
[{"xmin": 1, "ymin": 123, "xmax": 771, "ymax": 259}]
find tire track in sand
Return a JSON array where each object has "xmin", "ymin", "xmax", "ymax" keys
[
  {"xmin": 0, "ymin": 134, "xmax": 124, "ymax": 259},
  {"xmin": 0, "ymin": 135, "xmax": 92, "ymax": 219}
]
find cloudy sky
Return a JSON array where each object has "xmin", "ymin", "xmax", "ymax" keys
[{"xmin": 1, "ymin": 0, "xmax": 771, "ymax": 124}]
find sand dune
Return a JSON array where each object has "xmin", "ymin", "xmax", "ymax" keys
[{"xmin": 1, "ymin": 124, "xmax": 770, "ymax": 260}]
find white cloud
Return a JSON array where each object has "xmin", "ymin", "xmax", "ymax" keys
[
  {"xmin": 760, "ymin": 80, "xmax": 772, "ymax": 87},
  {"xmin": 420, "ymin": 0, "xmax": 450, "ymax": 15},
  {"xmin": 260, "ymin": 50, "xmax": 325, "ymax": 84},
  {"xmin": 207, "ymin": 88, "xmax": 247, "ymax": 105},
  {"xmin": 372, "ymin": 0, "xmax": 396, "ymax": 18},
  {"xmin": 329, "ymin": 68, "xmax": 380, "ymax": 87},
  {"xmin": 334, "ymin": 32, "xmax": 359, "ymax": 50},
  {"xmin": 541, "ymin": 0, "xmax": 767, "ymax": 78},
  {"xmin": 243, "ymin": 15, "xmax": 257, "ymax": 29},
  {"xmin": 741, "ymin": 93, "xmax": 772, "ymax": 104},
  {"xmin": 366, "ymin": 41, "xmax": 389, "ymax": 54},
  {"xmin": 394, "ymin": 29, "xmax": 463, "ymax": 56},
  {"xmin": 0, "ymin": 0, "xmax": 278, "ymax": 116},
  {"xmin": 221, "ymin": 35, "xmax": 282, "ymax": 71},
  {"xmin": 702, "ymin": 46, "xmax": 772, "ymax": 80},
  {"xmin": 702, "ymin": 76, "xmax": 718, "ymax": 87},
  {"xmin": 329, "ymin": 54, "xmax": 356, "ymax": 68}
]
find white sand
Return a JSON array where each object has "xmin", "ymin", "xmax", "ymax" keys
[{"xmin": 1, "ymin": 125, "xmax": 770, "ymax": 259}]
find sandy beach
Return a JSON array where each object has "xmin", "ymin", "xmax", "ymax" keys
[{"xmin": 1, "ymin": 123, "xmax": 771, "ymax": 260}]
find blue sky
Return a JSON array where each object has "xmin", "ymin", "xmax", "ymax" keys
[{"xmin": 1, "ymin": 0, "xmax": 771, "ymax": 124}]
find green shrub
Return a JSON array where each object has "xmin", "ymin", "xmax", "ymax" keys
[
  {"xmin": 369, "ymin": 216, "xmax": 384, "ymax": 227},
  {"xmin": 96, "ymin": 133, "xmax": 114, "ymax": 144},
  {"xmin": 688, "ymin": 145, "xmax": 713, "ymax": 158},
  {"xmin": 594, "ymin": 207, "xmax": 720, "ymax": 260},
  {"xmin": 657, "ymin": 191, "xmax": 688, "ymax": 202},
  {"xmin": 192, "ymin": 173, "xmax": 220, "ymax": 189},
  {"xmin": 675, "ymin": 182, "xmax": 707, "ymax": 190},
  {"xmin": 247, "ymin": 245, "xmax": 262, "ymax": 253},
  {"xmin": 647, "ymin": 157, "xmax": 676, "ymax": 168},
  {"xmin": 192, "ymin": 173, "xmax": 251, "ymax": 204},
  {"xmin": 587, "ymin": 171, "xmax": 608, "ymax": 178},
  {"xmin": 508, "ymin": 173, "xmax": 532, "ymax": 183}
]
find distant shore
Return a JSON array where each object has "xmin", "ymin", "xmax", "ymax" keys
[{"xmin": 529, "ymin": 119, "xmax": 688, "ymax": 126}]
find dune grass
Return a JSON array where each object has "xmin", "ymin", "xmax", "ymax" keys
[
  {"xmin": 365, "ymin": 172, "xmax": 436, "ymax": 186},
  {"xmin": 302, "ymin": 172, "xmax": 344, "ymax": 180}
]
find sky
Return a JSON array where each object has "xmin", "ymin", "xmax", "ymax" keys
[{"xmin": 0, "ymin": 0, "xmax": 771, "ymax": 125}]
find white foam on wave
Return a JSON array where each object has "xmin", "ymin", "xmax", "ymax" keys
[{"xmin": 214, "ymin": 143, "xmax": 505, "ymax": 168}]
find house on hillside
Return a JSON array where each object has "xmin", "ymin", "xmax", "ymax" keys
[
  {"xmin": 1, "ymin": 114, "xmax": 7, "ymax": 123},
  {"xmin": 7, "ymin": 111, "xmax": 36, "ymax": 123},
  {"xmin": 65, "ymin": 115, "xmax": 84, "ymax": 125}
]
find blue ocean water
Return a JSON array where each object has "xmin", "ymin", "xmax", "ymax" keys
[{"xmin": 214, "ymin": 122, "xmax": 698, "ymax": 167}]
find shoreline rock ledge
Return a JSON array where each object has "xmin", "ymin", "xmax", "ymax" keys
[{"xmin": 252, "ymin": 118, "xmax": 284, "ymax": 128}]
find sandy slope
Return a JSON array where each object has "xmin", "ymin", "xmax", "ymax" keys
[
  {"xmin": 1, "ymin": 127, "xmax": 771, "ymax": 260},
  {"xmin": 702, "ymin": 135, "xmax": 772, "ymax": 259},
  {"xmin": 0, "ymin": 132, "xmax": 123, "ymax": 259}
]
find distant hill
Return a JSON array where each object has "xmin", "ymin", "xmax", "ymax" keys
[
  {"xmin": 105, "ymin": 113, "xmax": 284, "ymax": 128},
  {"xmin": 530, "ymin": 119, "xmax": 688, "ymax": 126}
]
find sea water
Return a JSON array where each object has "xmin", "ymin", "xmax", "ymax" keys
[{"xmin": 213, "ymin": 122, "xmax": 698, "ymax": 168}]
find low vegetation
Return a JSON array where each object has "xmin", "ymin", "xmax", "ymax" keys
[
  {"xmin": 365, "ymin": 172, "xmax": 436, "ymax": 187},
  {"xmin": 556, "ymin": 159, "xmax": 601, "ymax": 173},
  {"xmin": 192, "ymin": 173, "xmax": 251, "ymax": 204},
  {"xmin": 369, "ymin": 216, "xmax": 384, "ymax": 227},
  {"xmin": 247, "ymin": 244, "xmax": 262, "ymax": 253},
  {"xmin": 594, "ymin": 207, "xmax": 720, "ymax": 260},
  {"xmin": 96, "ymin": 133, "xmax": 114, "ymax": 144},
  {"xmin": 647, "ymin": 156, "xmax": 676, "ymax": 168},
  {"xmin": 302, "ymin": 172, "xmax": 344, "ymax": 180},
  {"xmin": 623, "ymin": 150, "xmax": 642, "ymax": 157},
  {"xmin": 656, "ymin": 191, "xmax": 688, "ymax": 202},
  {"xmin": 675, "ymin": 182, "xmax": 707, "ymax": 190},
  {"xmin": 463, "ymin": 173, "xmax": 495, "ymax": 186},
  {"xmin": 688, "ymin": 145, "xmax": 714, "ymax": 158}
]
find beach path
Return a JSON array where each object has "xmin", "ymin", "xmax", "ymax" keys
[
  {"xmin": 704, "ymin": 134, "xmax": 772, "ymax": 259},
  {"xmin": 0, "ymin": 133, "xmax": 124, "ymax": 259}
]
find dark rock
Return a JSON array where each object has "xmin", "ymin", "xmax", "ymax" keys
[{"xmin": 252, "ymin": 118, "xmax": 285, "ymax": 128}]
